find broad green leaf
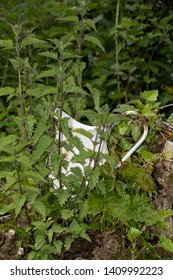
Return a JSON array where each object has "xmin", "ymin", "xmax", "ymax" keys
[
  {"xmin": 36, "ymin": 69, "xmax": 56, "ymax": 79},
  {"xmin": 0, "ymin": 39, "xmax": 13, "ymax": 48},
  {"xmin": 61, "ymin": 209, "xmax": 74, "ymax": 220},
  {"xmin": 13, "ymin": 194, "xmax": 27, "ymax": 217},
  {"xmin": 33, "ymin": 123, "xmax": 49, "ymax": 144},
  {"xmin": 21, "ymin": 36, "xmax": 45, "ymax": 47},
  {"xmin": 56, "ymin": 189, "xmax": 71, "ymax": 206},
  {"xmin": 141, "ymin": 90, "xmax": 158, "ymax": 102},
  {"xmin": 35, "ymin": 234, "xmax": 45, "ymax": 250},
  {"xmin": 53, "ymin": 240, "xmax": 63, "ymax": 254},
  {"xmin": 32, "ymin": 135, "xmax": 53, "ymax": 162},
  {"xmin": 85, "ymin": 19, "xmax": 97, "ymax": 31},
  {"xmin": 0, "ymin": 203, "xmax": 15, "ymax": 215},
  {"xmin": 68, "ymin": 219, "xmax": 81, "ymax": 235},
  {"xmin": 39, "ymin": 51, "xmax": 57, "ymax": 60},
  {"xmin": 0, "ymin": 87, "xmax": 15, "ymax": 97},
  {"xmin": 158, "ymin": 234, "xmax": 173, "ymax": 253},
  {"xmin": 84, "ymin": 35, "xmax": 105, "ymax": 52},
  {"xmin": 32, "ymin": 200, "xmax": 46, "ymax": 218},
  {"xmin": 52, "ymin": 225, "xmax": 64, "ymax": 234},
  {"xmin": 87, "ymin": 193, "xmax": 104, "ymax": 215},
  {"xmin": 47, "ymin": 229, "xmax": 53, "ymax": 243},
  {"xmin": 73, "ymin": 128, "xmax": 93, "ymax": 140},
  {"xmin": 132, "ymin": 124, "xmax": 141, "ymax": 141},
  {"xmin": 64, "ymin": 237, "xmax": 73, "ymax": 251},
  {"xmin": 127, "ymin": 227, "xmax": 142, "ymax": 241},
  {"xmin": 140, "ymin": 150, "xmax": 157, "ymax": 163},
  {"xmin": 86, "ymin": 83, "xmax": 100, "ymax": 111},
  {"xmin": 57, "ymin": 16, "xmax": 79, "ymax": 22}
]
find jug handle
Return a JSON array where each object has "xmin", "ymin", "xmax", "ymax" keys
[{"xmin": 115, "ymin": 111, "xmax": 148, "ymax": 168}]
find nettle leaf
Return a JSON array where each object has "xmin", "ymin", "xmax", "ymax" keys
[
  {"xmin": 86, "ymin": 83, "xmax": 100, "ymax": 111},
  {"xmin": 131, "ymin": 124, "xmax": 141, "ymax": 141},
  {"xmin": 21, "ymin": 36, "xmax": 45, "ymax": 47},
  {"xmin": 32, "ymin": 135, "xmax": 53, "ymax": 162},
  {"xmin": 36, "ymin": 69, "xmax": 56, "ymax": 79},
  {"xmin": 140, "ymin": 150, "xmax": 157, "ymax": 163},
  {"xmin": 127, "ymin": 227, "xmax": 142, "ymax": 242},
  {"xmin": 53, "ymin": 240, "xmax": 63, "ymax": 254},
  {"xmin": 87, "ymin": 193, "xmax": 104, "ymax": 215},
  {"xmin": 64, "ymin": 237, "xmax": 73, "ymax": 251},
  {"xmin": 35, "ymin": 234, "xmax": 46, "ymax": 250},
  {"xmin": 0, "ymin": 39, "xmax": 13, "ymax": 48},
  {"xmin": 56, "ymin": 189, "xmax": 71, "ymax": 206},
  {"xmin": 0, "ymin": 87, "xmax": 15, "ymax": 97},
  {"xmin": 141, "ymin": 90, "xmax": 158, "ymax": 102},
  {"xmin": 39, "ymin": 51, "xmax": 58, "ymax": 60},
  {"xmin": 158, "ymin": 234, "xmax": 173, "ymax": 253},
  {"xmin": 47, "ymin": 229, "xmax": 54, "ymax": 243},
  {"xmin": 26, "ymin": 115, "xmax": 37, "ymax": 137},
  {"xmin": 0, "ymin": 203, "xmax": 15, "ymax": 215},
  {"xmin": 33, "ymin": 123, "xmax": 49, "ymax": 144},
  {"xmin": 23, "ymin": 171, "xmax": 46, "ymax": 183},
  {"xmin": 89, "ymin": 166, "xmax": 100, "ymax": 189},
  {"xmin": 64, "ymin": 79, "xmax": 88, "ymax": 95},
  {"xmin": 84, "ymin": 35, "xmax": 105, "ymax": 52},
  {"xmin": 32, "ymin": 200, "xmax": 46, "ymax": 218},
  {"xmin": 0, "ymin": 135, "xmax": 16, "ymax": 147},
  {"xmin": 51, "ymin": 225, "xmax": 64, "ymax": 234},
  {"xmin": 85, "ymin": 19, "xmax": 97, "ymax": 31},
  {"xmin": 13, "ymin": 194, "xmax": 27, "ymax": 217},
  {"xmin": 68, "ymin": 219, "xmax": 81, "ymax": 235},
  {"xmin": 73, "ymin": 128, "xmax": 93, "ymax": 140},
  {"xmin": 61, "ymin": 209, "xmax": 74, "ymax": 220},
  {"xmin": 57, "ymin": 16, "xmax": 79, "ymax": 22},
  {"xmin": 36, "ymin": 86, "xmax": 57, "ymax": 99}
]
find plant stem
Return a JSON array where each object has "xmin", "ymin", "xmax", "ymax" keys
[
  {"xmin": 115, "ymin": 0, "xmax": 120, "ymax": 93},
  {"xmin": 15, "ymin": 33, "xmax": 27, "ymax": 142}
]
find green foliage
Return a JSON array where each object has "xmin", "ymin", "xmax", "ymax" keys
[{"xmin": 0, "ymin": 0, "xmax": 173, "ymax": 260}]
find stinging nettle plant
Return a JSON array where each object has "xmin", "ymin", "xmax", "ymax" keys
[{"xmin": 1, "ymin": 0, "xmax": 173, "ymax": 260}]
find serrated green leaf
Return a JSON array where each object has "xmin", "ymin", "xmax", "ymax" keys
[
  {"xmin": 53, "ymin": 240, "xmax": 63, "ymax": 254},
  {"xmin": 64, "ymin": 237, "xmax": 73, "ymax": 251},
  {"xmin": 0, "ymin": 87, "xmax": 15, "ymax": 97},
  {"xmin": 141, "ymin": 90, "xmax": 158, "ymax": 102},
  {"xmin": 13, "ymin": 194, "xmax": 27, "ymax": 217},
  {"xmin": 68, "ymin": 219, "xmax": 81, "ymax": 235},
  {"xmin": 0, "ymin": 155, "xmax": 16, "ymax": 163},
  {"xmin": 61, "ymin": 209, "xmax": 74, "ymax": 220},
  {"xmin": 35, "ymin": 234, "xmax": 45, "ymax": 250},
  {"xmin": 86, "ymin": 83, "xmax": 100, "ymax": 111},
  {"xmin": 21, "ymin": 36, "xmax": 45, "ymax": 47},
  {"xmin": 0, "ymin": 203, "xmax": 15, "ymax": 215},
  {"xmin": 158, "ymin": 234, "xmax": 173, "ymax": 253},
  {"xmin": 36, "ymin": 69, "xmax": 56, "ymax": 79},
  {"xmin": 32, "ymin": 200, "xmax": 46, "ymax": 218},
  {"xmin": 39, "ymin": 51, "xmax": 57, "ymax": 60},
  {"xmin": 33, "ymin": 123, "xmax": 49, "ymax": 144},
  {"xmin": 32, "ymin": 135, "xmax": 53, "ymax": 162},
  {"xmin": 85, "ymin": 19, "xmax": 97, "ymax": 31},
  {"xmin": 57, "ymin": 16, "xmax": 79, "ymax": 22},
  {"xmin": 132, "ymin": 124, "xmax": 141, "ymax": 141},
  {"xmin": 84, "ymin": 35, "xmax": 105, "ymax": 52},
  {"xmin": 47, "ymin": 229, "xmax": 54, "ymax": 243},
  {"xmin": 56, "ymin": 189, "xmax": 71, "ymax": 206},
  {"xmin": 52, "ymin": 225, "xmax": 64, "ymax": 234},
  {"xmin": 73, "ymin": 128, "xmax": 93, "ymax": 140},
  {"xmin": 0, "ymin": 39, "xmax": 13, "ymax": 48}
]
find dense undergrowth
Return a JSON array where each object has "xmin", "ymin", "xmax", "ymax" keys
[{"xmin": 0, "ymin": 0, "xmax": 173, "ymax": 259}]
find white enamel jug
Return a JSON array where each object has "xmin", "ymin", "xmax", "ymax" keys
[{"xmin": 49, "ymin": 110, "xmax": 148, "ymax": 189}]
